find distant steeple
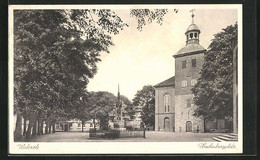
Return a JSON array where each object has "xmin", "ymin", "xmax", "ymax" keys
[
  {"xmin": 117, "ymin": 83, "xmax": 122, "ymax": 120},
  {"xmin": 117, "ymin": 83, "xmax": 120, "ymax": 101}
]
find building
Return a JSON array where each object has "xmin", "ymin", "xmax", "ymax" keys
[
  {"xmin": 55, "ymin": 119, "xmax": 100, "ymax": 132},
  {"xmin": 154, "ymin": 11, "xmax": 210, "ymax": 132}
]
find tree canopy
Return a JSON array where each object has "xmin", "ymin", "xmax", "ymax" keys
[
  {"xmin": 13, "ymin": 9, "xmax": 127, "ymax": 139},
  {"xmin": 132, "ymin": 85, "xmax": 155, "ymax": 127},
  {"xmin": 130, "ymin": 9, "xmax": 178, "ymax": 31},
  {"xmin": 191, "ymin": 23, "xmax": 238, "ymax": 119}
]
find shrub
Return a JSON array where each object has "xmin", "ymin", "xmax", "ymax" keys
[
  {"xmin": 114, "ymin": 123, "xmax": 119, "ymax": 128},
  {"xmin": 89, "ymin": 128, "xmax": 98, "ymax": 133},
  {"xmin": 126, "ymin": 126, "xmax": 133, "ymax": 131},
  {"xmin": 105, "ymin": 130, "xmax": 120, "ymax": 139}
]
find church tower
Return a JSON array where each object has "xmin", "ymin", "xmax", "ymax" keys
[{"xmin": 173, "ymin": 10, "xmax": 206, "ymax": 132}]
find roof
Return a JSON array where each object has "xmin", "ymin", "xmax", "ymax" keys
[
  {"xmin": 154, "ymin": 76, "xmax": 175, "ymax": 88},
  {"xmin": 173, "ymin": 43, "xmax": 206, "ymax": 58},
  {"xmin": 186, "ymin": 23, "xmax": 200, "ymax": 33}
]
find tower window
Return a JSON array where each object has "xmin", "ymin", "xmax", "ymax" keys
[
  {"xmin": 190, "ymin": 33, "xmax": 193, "ymax": 39},
  {"xmin": 192, "ymin": 59, "xmax": 196, "ymax": 67},
  {"xmin": 182, "ymin": 80, "xmax": 187, "ymax": 87},
  {"xmin": 187, "ymin": 100, "xmax": 191, "ymax": 108},
  {"xmin": 182, "ymin": 61, "xmax": 186, "ymax": 68},
  {"xmin": 191, "ymin": 79, "xmax": 197, "ymax": 86},
  {"xmin": 194, "ymin": 33, "xmax": 197, "ymax": 38}
]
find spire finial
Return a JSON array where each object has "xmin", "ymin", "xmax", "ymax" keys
[{"xmin": 190, "ymin": 9, "xmax": 196, "ymax": 24}]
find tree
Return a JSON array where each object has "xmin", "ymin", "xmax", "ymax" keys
[
  {"xmin": 13, "ymin": 8, "xmax": 175, "ymax": 140},
  {"xmin": 13, "ymin": 9, "xmax": 127, "ymax": 140},
  {"xmin": 132, "ymin": 85, "xmax": 155, "ymax": 128},
  {"xmin": 121, "ymin": 95, "xmax": 135, "ymax": 119},
  {"xmin": 87, "ymin": 91, "xmax": 118, "ymax": 130},
  {"xmin": 130, "ymin": 9, "xmax": 178, "ymax": 31},
  {"xmin": 191, "ymin": 23, "xmax": 238, "ymax": 120}
]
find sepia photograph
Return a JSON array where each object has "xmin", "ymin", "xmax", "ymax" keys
[{"xmin": 8, "ymin": 4, "xmax": 242, "ymax": 154}]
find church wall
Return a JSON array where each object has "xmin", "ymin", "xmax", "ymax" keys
[
  {"xmin": 155, "ymin": 86, "xmax": 175, "ymax": 131},
  {"xmin": 175, "ymin": 94, "xmax": 204, "ymax": 132},
  {"xmin": 174, "ymin": 53, "xmax": 205, "ymax": 132},
  {"xmin": 175, "ymin": 53, "xmax": 204, "ymax": 95}
]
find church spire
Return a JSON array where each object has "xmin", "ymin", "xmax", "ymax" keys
[
  {"xmin": 185, "ymin": 9, "xmax": 200, "ymax": 45},
  {"xmin": 117, "ymin": 83, "xmax": 120, "ymax": 101}
]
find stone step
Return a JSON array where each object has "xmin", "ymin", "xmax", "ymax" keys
[
  {"xmin": 217, "ymin": 135, "xmax": 238, "ymax": 141},
  {"xmin": 222, "ymin": 134, "xmax": 237, "ymax": 139},
  {"xmin": 229, "ymin": 133, "xmax": 238, "ymax": 136},
  {"xmin": 212, "ymin": 137, "xmax": 224, "ymax": 142},
  {"xmin": 212, "ymin": 133, "xmax": 238, "ymax": 142}
]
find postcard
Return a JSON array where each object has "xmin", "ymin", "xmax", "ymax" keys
[{"xmin": 9, "ymin": 4, "xmax": 243, "ymax": 154}]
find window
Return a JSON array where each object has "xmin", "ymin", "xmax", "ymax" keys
[
  {"xmin": 164, "ymin": 94, "xmax": 170, "ymax": 112},
  {"xmin": 78, "ymin": 123, "xmax": 81, "ymax": 127},
  {"xmin": 191, "ymin": 79, "xmax": 197, "ymax": 86},
  {"xmin": 192, "ymin": 59, "xmax": 196, "ymax": 67},
  {"xmin": 190, "ymin": 33, "xmax": 193, "ymax": 39},
  {"xmin": 182, "ymin": 61, "xmax": 186, "ymax": 68},
  {"xmin": 194, "ymin": 33, "xmax": 197, "ymax": 38},
  {"xmin": 187, "ymin": 100, "xmax": 191, "ymax": 108},
  {"xmin": 182, "ymin": 80, "xmax": 187, "ymax": 87}
]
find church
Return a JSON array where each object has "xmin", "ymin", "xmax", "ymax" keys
[{"xmin": 154, "ymin": 11, "xmax": 223, "ymax": 132}]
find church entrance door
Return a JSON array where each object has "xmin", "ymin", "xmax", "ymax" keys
[
  {"xmin": 164, "ymin": 117, "xmax": 170, "ymax": 130},
  {"xmin": 186, "ymin": 121, "xmax": 192, "ymax": 132}
]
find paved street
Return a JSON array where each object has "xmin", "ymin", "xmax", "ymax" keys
[{"xmin": 26, "ymin": 131, "xmax": 225, "ymax": 142}]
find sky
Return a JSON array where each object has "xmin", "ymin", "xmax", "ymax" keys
[{"xmin": 87, "ymin": 7, "xmax": 238, "ymax": 100}]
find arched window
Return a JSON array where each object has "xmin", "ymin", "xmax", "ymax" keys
[
  {"xmin": 164, "ymin": 94, "xmax": 170, "ymax": 112},
  {"xmin": 194, "ymin": 33, "xmax": 197, "ymax": 38},
  {"xmin": 182, "ymin": 80, "xmax": 187, "ymax": 87},
  {"xmin": 190, "ymin": 33, "xmax": 193, "ymax": 39}
]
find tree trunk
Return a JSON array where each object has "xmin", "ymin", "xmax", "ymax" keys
[
  {"xmin": 32, "ymin": 119, "xmax": 37, "ymax": 137},
  {"xmin": 40, "ymin": 121, "xmax": 44, "ymax": 135},
  {"xmin": 26, "ymin": 119, "xmax": 33, "ymax": 139},
  {"xmin": 23, "ymin": 116, "xmax": 27, "ymax": 136},
  {"xmin": 37, "ymin": 119, "xmax": 40, "ymax": 135},
  {"xmin": 81, "ymin": 120, "xmax": 84, "ymax": 132},
  {"xmin": 93, "ymin": 118, "xmax": 96, "ymax": 132},
  {"xmin": 14, "ymin": 111, "xmax": 22, "ymax": 141},
  {"xmin": 49, "ymin": 123, "xmax": 52, "ymax": 134},
  {"xmin": 45, "ymin": 122, "xmax": 49, "ymax": 134},
  {"xmin": 52, "ymin": 123, "xmax": 55, "ymax": 133}
]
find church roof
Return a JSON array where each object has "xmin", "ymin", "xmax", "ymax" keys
[
  {"xmin": 186, "ymin": 23, "xmax": 200, "ymax": 33},
  {"xmin": 154, "ymin": 76, "xmax": 175, "ymax": 88},
  {"xmin": 173, "ymin": 43, "xmax": 206, "ymax": 58}
]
